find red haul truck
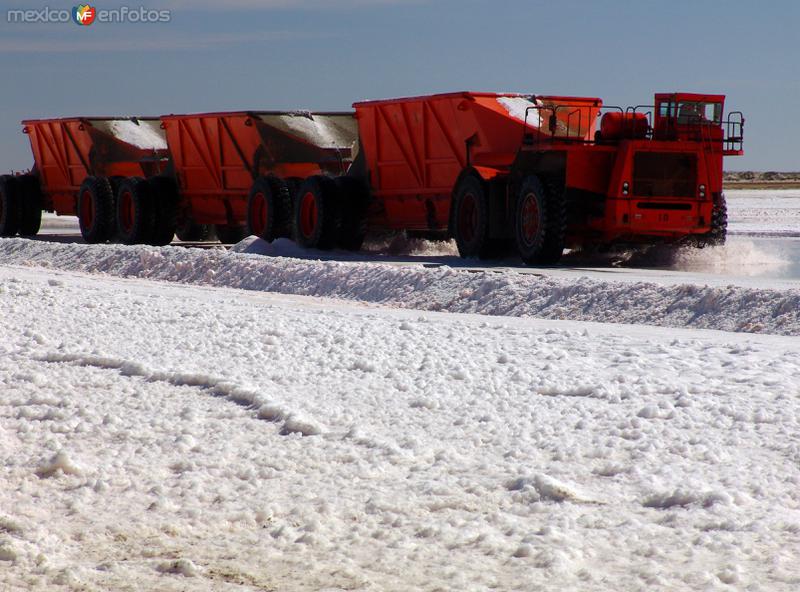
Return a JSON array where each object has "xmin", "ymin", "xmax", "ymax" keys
[
  {"xmin": 4, "ymin": 91, "xmax": 743, "ymax": 265},
  {"xmin": 289, "ymin": 91, "xmax": 743, "ymax": 263}
]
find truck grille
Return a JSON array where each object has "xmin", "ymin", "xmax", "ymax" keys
[{"xmin": 633, "ymin": 152, "xmax": 696, "ymax": 198}]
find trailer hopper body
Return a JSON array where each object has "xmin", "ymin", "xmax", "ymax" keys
[
  {"xmin": 21, "ymin": 117, "xmax": 168, "ymax": 216},
  {"xmin": 160, "ymin": 111, "xmax": 358, "ymax": 228}
]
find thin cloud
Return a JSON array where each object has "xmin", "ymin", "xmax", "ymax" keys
[
  {"xmin": 0, "ymin": 30, "xmax": 329, "ymax": 53},
  {"xmin": 162, "ymin": 0, "xmax": 425, "ymax": 9}
]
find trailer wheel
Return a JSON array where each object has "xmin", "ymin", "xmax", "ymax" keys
[
  {"xmin": 116, "ymin": 177, "xmax": 156, "ymax": 245},
  {"xmin": 108, "ymin": 176, "xmax": 125, "ymax": 197},
  {"xmin": 78, "ymin": 176, "xmax": 115, "ymax": 244},
  {"xmin": 334, "ymin": 176, "xmax": 369, "ymax": 251},
  {"xmin": 0, "ymin": 175, "xmax": 22, "ymax": 237},
  {"xmin": 294, "ymin": 176, "xmax": 341, "ymax": 250},
  {"xmin": 176, "ymin": 220, "xmax": 214, "ymax": 242},
  {"xmin": 514, "ymin": 176, "xmax": 566, "ymax": 265},
  {"xmin": 18, "ymin": 174, "xmax": 43, "ymax": 237},
  {"xmin": 246, "ymin": 176, "xmax": 291, "ymax": 242},
  {"xmin": 452, "ymin": 174, "xmax": 493, "ymax": 258},
  {"xmin": 215, "ymin": 224, "xmax": 248, "ymax": 245},
  {"xmin": 148, "ymin": 176, "xmax": 179, "ymax": 246}
]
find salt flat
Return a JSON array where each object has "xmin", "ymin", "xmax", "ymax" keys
[{"xmin": 1, "ymin": 189, "xmax": 799, "ymax": 591}]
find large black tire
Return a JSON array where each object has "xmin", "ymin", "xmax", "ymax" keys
[
  {"xmin": 0, "ymin": 175, "xmax": 22, "ymax": 237},
  {"xmin": 451, "ymin": 174, "xmax": 494, "ymax": 258},
  {"xmin": 706, "ymin": 193, "xmax": 728, "ymax": 246},
  {"xmin": 293, "ymin": 176, "xmax": 341, "ymax": 250},
  {"xmin": 246, "ymin": 176, "xmax": 291, "ymax": 242},
  {"xmin": 514, "ymin": 175, "xmax": 566, "ymax": 265},
  {"xmin": 78, "ymin": 176, "xmax": 115, "ymax": 244},
  {"xmin": 175, "ymin": 220, "xmax": 214, "ymax": 242},
  {"xmin": 148, "ymin": 176, "xmax": 178, "ymax": 246},
  {"xmin": 116, "ymin": 177, "xmax": 156, "ymax": 245},
  {"xmin": 108, "ymin": 176, "xmax": 125, "ymax": 198},
  {"xmin": 215, "ymin": 224, "xmax": 248, "ymax": 245},
  {"xmin": 334, "ymin": 176, "xmax": 369, "ymax": 251},
  {"xmin": 18, "ymin": 174, "xmax": 43, "ymax": 237}
]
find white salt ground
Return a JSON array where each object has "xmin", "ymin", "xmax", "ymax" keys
[
  {"xmin": 0, "ymin": 236, "xmax": 797, "ymax": 335},
  {"xmin": 1, "ymin": 189, "xmax": 799, "ymax": 590},
  {"xmin": 1, "ymin": 265, "xmax": 799, "ymax": 591}
]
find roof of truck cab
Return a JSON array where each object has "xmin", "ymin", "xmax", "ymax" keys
[{"xmin": 655, "ymin": 92, "xmax": 726, "ymax": 103}]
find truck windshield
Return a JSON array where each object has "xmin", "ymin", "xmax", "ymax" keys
[
  {"xmin": 659, "ymin": 101, "xmax": 723, "ymax": 125},
  {"xmin": 675, "ymin": 101, "xmax": 722, "ymax": 124}
]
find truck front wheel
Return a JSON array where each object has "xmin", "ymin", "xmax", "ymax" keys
[{"xmin": 707, "ymin": 193, "xmax": 728, "ymax": 246}]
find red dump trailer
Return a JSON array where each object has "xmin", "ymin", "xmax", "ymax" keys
[
  {"xmin": 159, "ymin": 111, "xmax": 358, "ymax": 243},
  {"xmin": 5, "ymin": 111, "xmax": 358, "ymax": 245},
  {"xmin": 1, "ymin": 117, "xmax": 169, "ymax": 242},
  {"xmin": 292, "ymin": 91, "xmax": 744, "ymax": 263}
]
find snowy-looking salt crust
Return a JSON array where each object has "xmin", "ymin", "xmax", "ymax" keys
[
  {"xmin": 0, "ymin": 265, "xmax": 799, "ymax": 591},
  {"xmin": 0, "ymin": 237, "xmax": 797, "ymax": 335},
  {"xmin": 497, "ymin": 96, "xmax": 543, "ymax": 128},
  {"xmin": 1, "ymin": 189, "xmax": 799, "ymax": 589},
  {"xmin": 266, "ymin": 113, "xmax": 357, "ymax": 150},
  {"xmin": 726, "ymin": 189, "xmax": 800, "ymax": 237},
  {"xmin": 105, "ymin": 119, "xmax": 167, "ymax": 150}
]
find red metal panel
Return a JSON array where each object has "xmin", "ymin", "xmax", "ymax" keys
[
  {"xmin": 355, "ymin": 92, "xmax": 548, "ymax": 230},
  {"xmin": 574, "ymin": 140, "xmax": 715, "ymax": 242},
  {"xmin": 161, "ymin": 111, "xmax": 357, "ymax": 225},
  {"xmin": 22, "ymin": 117, "xmax": 168, "ymax": 215}
]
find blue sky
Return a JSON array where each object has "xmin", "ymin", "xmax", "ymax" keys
[{"xmin": 1, "ymin": 0, "xmax": 797, "ymax": 171}]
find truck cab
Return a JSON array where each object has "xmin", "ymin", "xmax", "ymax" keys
[{"xmin": 653, "ymin": 93, "xmax": 742, "ymax": 155}]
